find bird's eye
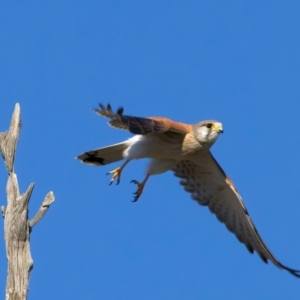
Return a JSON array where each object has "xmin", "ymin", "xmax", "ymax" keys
[{"xmin": 206, "ymin": 123, "xmax": 213, "ymax": 129}]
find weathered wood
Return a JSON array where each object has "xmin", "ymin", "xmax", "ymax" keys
[
  {"xmin": 1, "ymin": 104, "xmax": 55, "ymax": 300},
  {"xmin": 29, "ymin": 192, "xmax": 55, "ymax": 228}
]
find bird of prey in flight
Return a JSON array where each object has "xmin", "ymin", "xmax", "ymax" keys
[{"xmin": 77, "ymin": 104, "xmax": 299, "ymax": 278}]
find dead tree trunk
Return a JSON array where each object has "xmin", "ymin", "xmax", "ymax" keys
[{"xmin": 0, "ymin": 104, "xmax": 55, "ymax": 300}]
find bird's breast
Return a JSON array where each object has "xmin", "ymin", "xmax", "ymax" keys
[{"xmin": 125, "ymin": 133, "xmax": 205, "ymax": 160}]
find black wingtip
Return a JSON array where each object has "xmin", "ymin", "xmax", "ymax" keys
[
  {"xmin": 99, "ymin": 103, "xmax": 105, "ymax": 110},
  {"xmin": 285, "ymin": 267, "xmax": 300, "ymax": 278},
  {"xmin": 275, "ymin": 260, "xmax": 300, "ymax": 278},
  {"xmin": 95, "ymin": 103, "xmax": 123, "ymax": 119},
  {"xmin": 117, "ymin": 107, "xmax": 124, "ymax": 115},
  {"xmin": 107, "ymin": 103, "xmax": 112, "ymax": 110}
]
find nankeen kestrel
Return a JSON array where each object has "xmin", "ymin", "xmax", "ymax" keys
[{"xmin": 77, "ymin": 104, "xmax": 299, "ymax": 278}]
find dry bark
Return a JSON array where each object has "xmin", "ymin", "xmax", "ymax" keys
[{"xmin": 1, "ymin": 104, "xmax": 55, "ymax": 300}]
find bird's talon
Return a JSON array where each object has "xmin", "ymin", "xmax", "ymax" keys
[
  {"xmin": 131, "ymin": 179, "xmax": 145, "ymax": 201},
  {"xmin": 131, "ymin": 180, "xmax": 139, "ymax": 184},
  {"xmin": 107, "ymin": 167, "xmax": 122, "ymax": 185}
]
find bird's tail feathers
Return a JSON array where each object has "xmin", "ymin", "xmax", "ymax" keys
[{"xmin": 76, "ymin": 141, "xmax": 128, "ymax": 166}]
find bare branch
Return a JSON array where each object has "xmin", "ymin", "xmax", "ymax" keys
[
  {"xmin": 6, "ymin": 173, "xmax": 20, "ymax": 204},
  {"xmin": 18, "ymin": 183, "xmax": 35, "ymax": 211},
  {"xmin": 0, "ymin": 103, "xmax": 21, "ymax": 173},
  {"xmin": 29, "ymin": 191, "xmax": 55, "ymax": 228}
]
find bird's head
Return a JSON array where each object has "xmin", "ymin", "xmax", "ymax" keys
[{"xmin": 192, "ymin": 120, "xmax": 223, "ymax": 147}]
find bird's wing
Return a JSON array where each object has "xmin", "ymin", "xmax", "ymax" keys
[
  {"xmin": 95, "ymin": 104, "xmax": 191, "ymax": 134},
  {"xmin": 172, "ymin": 152, "xmax": 300, "ymax": 278}
]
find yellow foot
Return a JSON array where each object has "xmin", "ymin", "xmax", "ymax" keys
[
  {"xmin": 107, "ymin": 167, "xmax": 122, "ymax": 185},
  {"xmin": 131, "ymin": 180, "xmax": 145, "ymax": 202}
]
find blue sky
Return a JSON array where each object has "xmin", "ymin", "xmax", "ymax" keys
[{"xmin": 1, "ymin": 2, "xmax": 300, "ymax": 299}]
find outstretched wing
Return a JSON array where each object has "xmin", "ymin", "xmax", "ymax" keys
[
  {"xmin": 95, "ymin": 104, "xmax": 191, "ymax": 135},
  {"xmin": 172, "ymin": 152, "xmax": 300, "ymax": 278}
]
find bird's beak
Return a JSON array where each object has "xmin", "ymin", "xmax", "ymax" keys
[{"xmin": 214, "ymin": 124, "xmax": 223, "ymax": 134}]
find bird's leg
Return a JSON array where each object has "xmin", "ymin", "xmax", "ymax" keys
[
  {"xmin": 107, "ymin": 159, "xmax": 131, "ymax": 185},
  {"xmin": 131, "ymin": 174, "xmax": 150, "ymax": 202}
]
